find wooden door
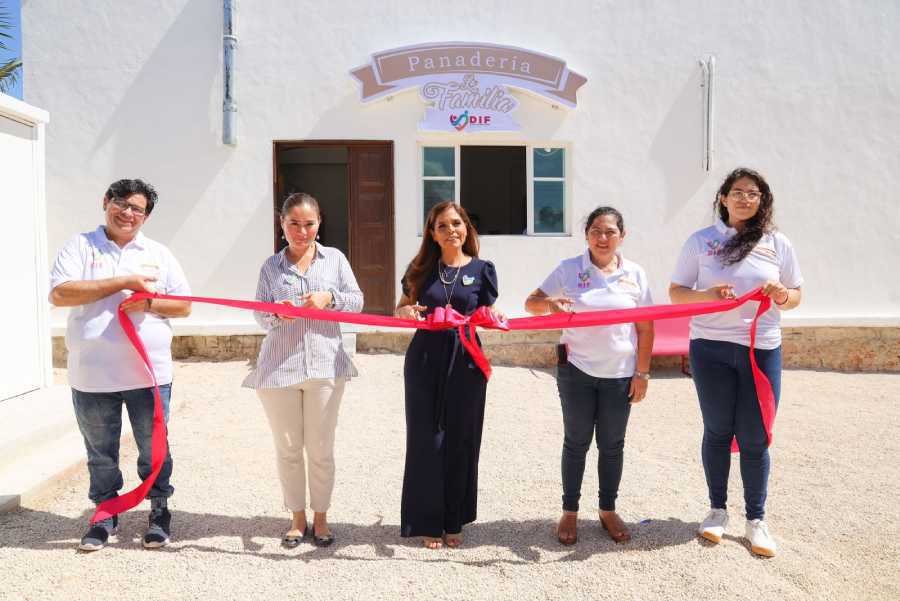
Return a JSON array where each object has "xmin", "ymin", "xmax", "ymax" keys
[{"xmin": 348, "ymin": 144, "xmax": 394, "ymax": 314}]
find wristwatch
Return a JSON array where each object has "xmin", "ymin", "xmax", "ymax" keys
[
  {"xmin": 327, "ymin": 289, "xmax": 337, "ymax": 309},
  {"xmin": 633, "ymin": 370, "xmax": 650, "ymax": 381}
]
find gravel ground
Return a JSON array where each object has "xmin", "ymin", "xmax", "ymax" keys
[{"xmin": 2, "ymin": 355, "xmax": 899, "ymax": 601}]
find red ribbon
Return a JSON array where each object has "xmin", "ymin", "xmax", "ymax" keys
[
  {"xmin": 425, "ymin": 305, "xmax": 507, "ymax": 379},
  {"xmin": 91, "ymin": 288, "xmax": 774, "ymax": 523}
]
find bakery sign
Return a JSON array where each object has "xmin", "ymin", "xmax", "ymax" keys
[{"xmin": 351, "ymin": 42, "xmax": 587, "ymax": 133}]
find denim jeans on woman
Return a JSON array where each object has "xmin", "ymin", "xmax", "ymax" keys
[
  {"xmin": 72, "ymin": 384, "xmax": 174, "ymax": 504},
  {"xmin": 689, "ymin": 339, "xmax": 782, "ymax": 520},
  {"xmin": 556, "ymin": 363, "xmax": 632, "ymax": 512}
]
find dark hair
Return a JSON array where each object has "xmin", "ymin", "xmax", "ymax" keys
[
  {"xmin": 281, "ymin": 192, "xmax": 321, "ymax": 219},
  {"xmin": 584, "ymin": 206, "xmax": 625, "ymax": 235},
  {"xmin": 105, "ymin": 179, "xmax": 158, "ymax": 215},
  {"xmin": 402, "ymin": 201, "xmax": 480, "ymax": 302},
  {"xmin": 715, "ymin": 167, "xmax": 774, "ymax": 265}
]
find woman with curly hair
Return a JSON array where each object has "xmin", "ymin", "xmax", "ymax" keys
[{"xmin": 669, "ymin": 168, "xmax": 803, "ymax": 557}]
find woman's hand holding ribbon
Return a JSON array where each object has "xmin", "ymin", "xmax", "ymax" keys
[
  {"xmin": 397, "ymin": 303, "xmax": 426, "ymax": 320},
  {"xmin": 277, "ymin": 299, "xmax": 297, "ymax": 321},
  {"xmin": 707, "ymin": 284, "xmax": 736, "ymax": 301},
  {"xmin": 760, "ymin": 280, "xmax": 789, "ymax": 305},
  {"xmin": 300, "ymin": 291, "xmax": 333, "ymax": 310},
  {"xmin": 546, "ymin": 296, "xmax": 575, "ymax": 313}
]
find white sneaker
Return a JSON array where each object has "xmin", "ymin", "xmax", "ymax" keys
[
  {"xmin": 698, "ymin": 508, "xmax": 728, "ymax": 543},
  {"xmin": 745, "ymin": 519, "xmax": 777, "ymax": 557}
]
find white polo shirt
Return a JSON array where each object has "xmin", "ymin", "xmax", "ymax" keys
[
  {"xmin": 670, "ymin": 219, "xmax": 803, "ymax": 349},
  {"xmin": 539, "ymin": 250, "xmax": 653, "ymax": 378},
  {"xmin": 50, "ymin": 226, "xmax": 191, "ymax": 392}
]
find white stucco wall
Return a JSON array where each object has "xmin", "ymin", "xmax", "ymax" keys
[{"xmin": 23, "ymin": 0, "xmax": 900, "ymax": 333}]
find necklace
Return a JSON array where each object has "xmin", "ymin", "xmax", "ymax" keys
[{"xmin": 438, "ymin": 259, "xmax": 462, "ymax": 307}]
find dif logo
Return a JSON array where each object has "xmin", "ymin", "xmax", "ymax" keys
[{"xmin": 450, "ymin": 110, "xmax": 492, "ymax": 131}]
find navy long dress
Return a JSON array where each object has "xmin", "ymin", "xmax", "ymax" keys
[{"xmin": 400, "ymin": 258, "xmax": 499, "ymax": 537}]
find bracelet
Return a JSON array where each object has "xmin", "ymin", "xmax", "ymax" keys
[
  {"xmin": 633, "ymin": 370, "xmax": 650, "ymax": 381},
  {"xmin": 774, "ymin": 290, "xmax": 790, "ymax": 306}
]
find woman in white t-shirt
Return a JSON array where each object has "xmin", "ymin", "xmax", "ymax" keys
[
  {"xmin": 669, "ymin": 168, "xmax": 803, "ymax": 558},
  {"xmin": 526, "ymin": 207, "xmax": 654, "ymax": 545}
]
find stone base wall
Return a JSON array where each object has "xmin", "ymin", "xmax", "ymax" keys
[
  {"xmin": 780, "ymin": 327, "xmax": 900, "ymax": 371},
  {"xmin": 52, "ymin": 326, "xmax": 900, "ymax": 372},
  {"xmin": 52, "ymin": 335, "xmax": 265, "ymax": 366}
]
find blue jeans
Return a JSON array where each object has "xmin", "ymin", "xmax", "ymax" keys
[
  {"xmin": 689, "ymin": 339, "xmax": 782, "ymax": 520},
  {"xmin": 557, "ymin": 363, "xmax": 632, "ymax": 512},
  {"xmin": 72, "ymin": 384, "xmax": 174, "ymax": 504}
]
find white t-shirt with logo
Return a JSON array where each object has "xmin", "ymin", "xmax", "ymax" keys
[
  {"xmin": 539, "ymin": 251, "xmax": 653, "ymax": 378},
  {"xmin": 50, "ymin": 226, "xmax": 191, "ymax": 392},
  {"xmin": 670, "ymin": 219, "xmax": 803, "ymax": 349}
]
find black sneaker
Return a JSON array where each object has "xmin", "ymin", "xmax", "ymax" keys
[
  {"xmin": 143, "ymin": 498, "xmax": 171, "ymax": 549},
  {"xmin": 78, "ymin": 515, "xmax": 118, "ymax": 552}
]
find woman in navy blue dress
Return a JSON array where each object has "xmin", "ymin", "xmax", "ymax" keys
[{"xmin": 395, "ymin": 201, "xmax": 500, "ymax": 549}]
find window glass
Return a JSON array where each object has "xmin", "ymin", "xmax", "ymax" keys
[
  {"xmin": 423, "ymin": 147, "xmax": 455, "ymax": 177},
  {"xmin": 424, "ymin": 180, "xmax": 455, "ymax": 219},
  {"xmin": 534, "ymin": 180, "xmax": 565, "ymax": 233},
  {"xmin": 534, "ymin": 147, "xmax": 564, "ymax": 178}
]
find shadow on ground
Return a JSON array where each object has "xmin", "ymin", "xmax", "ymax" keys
[{"xmin": 0, "ymin": 508, "xmax": 699, "ymax": 565}]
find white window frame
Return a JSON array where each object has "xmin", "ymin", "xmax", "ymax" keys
[
  {"xmin": 528, "ymin": 143, "xmax": 568, "ymax": 236},
  {"xmin": 418, "ymin": 145, "xmax": 459, "ymax": 235},
  {"xmin": 417, "ymin": 141, "xmax": 570, "ymax": 236}
]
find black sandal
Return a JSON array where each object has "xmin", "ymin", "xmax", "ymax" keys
[
  {"xmin": 312, "ymin": 525, "xmax": 334, "ymax": 547},
  {"xmin": 281, "ymin": 524, "xmax": 308, "ymax": 548}
]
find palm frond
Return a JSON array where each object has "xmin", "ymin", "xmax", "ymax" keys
[
  {"xmin": 0, "ymin": 3, "xmax": 21, "ymax": 82},
  {"xmin": 0, "ymin": 5, "xmax": 15, "ymax": 51},
  {"xmin": 0, "ymin": 58, "xmax": 22, "ymax": 94}
]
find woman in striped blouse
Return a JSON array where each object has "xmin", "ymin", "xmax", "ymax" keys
[{"xmin": 243, "ymin": 193, "xmax": 363, "ymax": 548}]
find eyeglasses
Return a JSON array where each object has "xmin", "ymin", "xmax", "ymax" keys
[
  {"xmin": 109, "ymin": 197, "xmax": 148, "ymax": 217},
  {"xmin": 727, "ymin": 189, "xmax": 762, "ymax": 202}
]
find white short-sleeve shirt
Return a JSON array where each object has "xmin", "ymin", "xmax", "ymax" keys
[
  {"xmin": 50, "ymin": 226, "xmax": 191, "ymax": 392},
  {"xmin": 539, "ymin": 250, "xmax": 653, "ymax": 378},
  {"xmin": 670, "ymin": 219, "xmax": 803, "ymax": 349}
]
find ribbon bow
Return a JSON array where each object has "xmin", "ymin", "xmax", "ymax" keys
[{"xmin": 422, "ymin": 305, "xmax": 509, "ymax": 380}]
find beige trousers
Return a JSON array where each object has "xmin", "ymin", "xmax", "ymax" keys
[{"xmin": 256, "ymin": 378, "xmax": 345, "ymax": 512}]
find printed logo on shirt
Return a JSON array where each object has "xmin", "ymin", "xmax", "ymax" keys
[
  {"xmin": 705, "ymin": 239, "xmax": 725, "ymax": 256},
  {"xmin": 90, "ymin": 247, "xmax": 105, "ymax": 269},
  {"xmin": 576, "ymin": 271, "xmax": 591, "ymax": 289}
]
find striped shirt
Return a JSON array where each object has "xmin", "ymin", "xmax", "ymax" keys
[{"xmin": 242, "ymin": 244, "xmax": 364, "ymax": 389}]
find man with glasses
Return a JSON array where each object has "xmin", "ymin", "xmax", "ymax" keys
[{"xmin": 49, "ymin": 179, "xmax": 191, "ymax": 551}]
